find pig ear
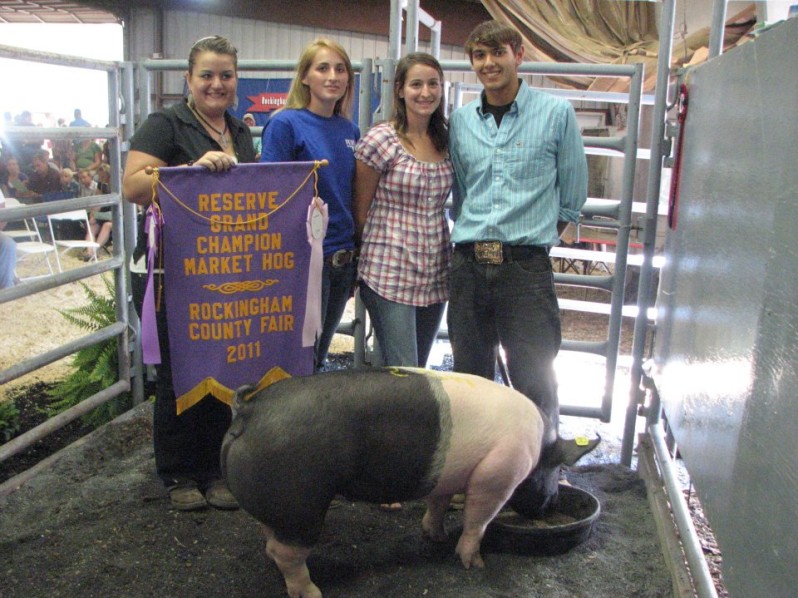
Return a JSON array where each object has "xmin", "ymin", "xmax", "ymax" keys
[{"xmin": 554, "ymin": 434, "xmax": 601, "ymax": 466}]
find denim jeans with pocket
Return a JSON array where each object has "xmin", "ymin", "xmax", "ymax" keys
[{"xmin": 360, "ymin": 282, "xmax": 446, "ymax": 368}]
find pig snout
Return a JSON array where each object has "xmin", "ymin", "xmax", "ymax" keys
[{"xmin": 508, "ymin": 435, "xmax": 602, "ymax": 519}]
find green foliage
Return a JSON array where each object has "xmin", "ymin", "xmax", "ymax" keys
[
  {"xmin": 0, "ymin": 399, "xmax": 21, "ymax": 443},
  {"xmin": 47, "ymin": 276, "xmax": 131, "ymax": 427}
]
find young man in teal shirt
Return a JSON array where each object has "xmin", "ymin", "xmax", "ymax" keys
[{"xmin": 448, "ymin": 20, "xmax": 588, "ymax": 516}]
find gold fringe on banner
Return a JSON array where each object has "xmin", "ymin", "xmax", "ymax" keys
[{"xmin": 175, "ymin": 366, "xmax": 292, "ymax": 415}]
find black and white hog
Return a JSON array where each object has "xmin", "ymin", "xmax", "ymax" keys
[{"xmin": 221, "ymin": 367, "xmax": 599, "ymax": 598}]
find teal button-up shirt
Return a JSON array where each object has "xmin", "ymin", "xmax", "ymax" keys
[{"xmin": 449, "ymin": 80, "xmax": 588, "ymax": 248}]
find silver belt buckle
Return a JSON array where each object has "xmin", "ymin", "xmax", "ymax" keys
[
  {"xmin": 474, "ymin": 241, "xmax": 503, "ymax": 264},
  {"xmin": 331, "ymin": 249, "xmax": 351, "ymax": 267}
]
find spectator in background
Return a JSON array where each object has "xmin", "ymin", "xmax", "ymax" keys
[
  {"xmin": 69, "ymin": 109, "xmax": 91, "ymax": 128},
  {"xmin": 15, "ymin": 110, "xmax": 43, "ymax": 170},
  {"xmin": 51, "ymin": 118, "xmax": 72, "ymax": 169},
  {"xmin": 60, "ymin": 167, "xmax": 79, "ymax": 196},
  {"xmin": 0, "ymin": 189, "xmax": 17, "ymax": 289},
  {"xmin": 73, "ymin": 138, "xmax": 103, "ymax": 174},
  {"xmin": 27, "ymin": 151, "xmax": 61, "ymax": 201},
  {"xmin": 101, "ymin": 134, "xmax": 111, "ymax": 168},
  {"xmin": 83, "ymin": 165, "xmax": 113, "ymax": 260},
  {"xmin": 82, "ymin": 205, "xmax": 113, "ymax": 261},
  {"xmin": 1, "ymin": 156, "xmax": 31, "ymax": 200},
  {"xmin": 95, "ymin": 163, "xmax": 111, "ymax": 194},
  {"xmin": 77, "ymin": 168, "xmax": 99, "ymax": 197},
  {"xmin": 242, "ymin": 113, "xmax": 261, "ymax": 160}
]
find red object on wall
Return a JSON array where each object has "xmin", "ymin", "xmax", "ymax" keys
[{"xmin": 668, "ymin": 84, "xmax": 689, "ymax": 230}]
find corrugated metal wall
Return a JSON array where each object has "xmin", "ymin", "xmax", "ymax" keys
[
  {"xmin": 652, "ymin": 16, "xmax": 798, "ymax": 597},
  {"xmin": 128, "ymin": 8, "xmax": 481, "ymax": 96}
]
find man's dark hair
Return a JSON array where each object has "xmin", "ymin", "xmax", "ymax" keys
[{"xmin": 464, "ymin": 20, "xmax": 523, "ymax": 59}]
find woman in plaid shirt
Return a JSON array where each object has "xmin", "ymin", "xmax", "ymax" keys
[{"xmin": 353, "ymin": 53, "xmax": 453, "ymax": 371}]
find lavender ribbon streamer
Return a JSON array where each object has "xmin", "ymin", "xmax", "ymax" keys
[{"xmin": 140, "ymin": 205, "xmax": 163, "ymax": 364}]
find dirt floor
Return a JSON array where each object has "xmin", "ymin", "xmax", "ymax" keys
[
  {"xmin": 0, "ymin": 396, "xmax": 674, "ymax": 598},
  {"xmin": 0, "ymin": 254, "xmax": 692, "ymax": 597}
]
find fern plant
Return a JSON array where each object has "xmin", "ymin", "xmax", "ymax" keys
[
  {"xmin": 0, "ymin": 399, "xmax": 20, "ymax": 442},
  {"xmin": 47, "ymin": 275, "xmax": 131, "ymax": 427}
]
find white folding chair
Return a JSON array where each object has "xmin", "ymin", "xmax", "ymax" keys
[
  {"xmin": 47, "ymin": 209, "xmax": 100, "ymax": 272},
  {"xmin": 4, "ymin": 197, "xmax": 57, "ymax": 278}
]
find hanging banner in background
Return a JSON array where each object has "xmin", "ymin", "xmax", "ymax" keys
[
  {"xmin": 155, "ymin": 162, "xmax": 327, "ymax": 413},
  {"xmin": 233, "ymin": 78, "xmax": 291, "ymax": 125},
  {"xmin": 232, "ymin": 75, "xmax": 374, "ymax": 126}
]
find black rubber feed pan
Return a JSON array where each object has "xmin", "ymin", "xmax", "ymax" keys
[{"xmin": 484, "ymin": 483, "xmax": 601, "ymax": 556}]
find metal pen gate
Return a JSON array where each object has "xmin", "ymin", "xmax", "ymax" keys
[{"xmin": 0, "ymin": 43, "xmax": 135, "ymax": 490}]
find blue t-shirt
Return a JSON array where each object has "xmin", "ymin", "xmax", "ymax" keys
[{"xmin": 260, "ymin": 108, "xmax": 360, "ymax": 255}]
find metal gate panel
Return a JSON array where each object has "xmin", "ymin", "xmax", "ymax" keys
[{"xmin": 652, "ymin": 17, "xmax": 798, "ymax": 597}]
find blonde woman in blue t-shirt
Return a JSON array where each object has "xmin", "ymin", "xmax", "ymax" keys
[{"xmin": 260, "ymin": 38, "xmax": 360, "ymax": 372}]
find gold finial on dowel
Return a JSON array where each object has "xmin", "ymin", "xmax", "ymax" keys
[{"xmin": 145, "ymin": 166, "xmax": 155, "ymax": 175}]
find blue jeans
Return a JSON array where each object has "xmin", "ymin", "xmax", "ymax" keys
[
  {"xmin": 0, "ymin": 233, "xmax": 16, "ymax": 289},
  {"xmin": 316, "ymin": 260, "xmax": 357, "ymax": 370},
  {"xmin": 360, "ymin": 282, "xmax": 446, "ymax": 367},
  {"xmin": 446, "ymin": 248, "xmax": 561, "ymax": 431}
]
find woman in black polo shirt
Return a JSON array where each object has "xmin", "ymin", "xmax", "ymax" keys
[{"xmin": 122, "ymin": 35, "xmax": 256, "ymax": 512}]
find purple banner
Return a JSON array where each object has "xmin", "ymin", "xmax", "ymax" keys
[{"xmin": 154, "ymin": 162, "xmax": 327, "ymax": 413}]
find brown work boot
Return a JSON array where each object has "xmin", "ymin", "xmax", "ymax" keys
[
  {"xmin": 205, "ymin": 480, "xmax": 239, "ymax": 510},
  {"xmin": 168, "ymin": 481, "xmax": 207, "ymax": 511}
]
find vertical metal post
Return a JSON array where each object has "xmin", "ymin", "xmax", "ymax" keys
[
  {"xmin": 121, "ymin": 60, "xmax": 145, "ymax": 405},
  {"xmin": 374, "ymin": 58, "xmax": 397, "ymax": 124},
  {"xmin": 138, "ymin": 62, "xmax": 152, "ymax": 129},
  {"xmin": 389, "ymin": 0, "xmax": 404, "ymax": 60},
  {"xmin": 708, "ymin": 0, "xmax": 728, "ymax": 58},
  {"xmin": 358, "ymin": 58, "xmax": 373, "ymax": 133},
  {"xmin": 621, "ymin": 0, "xmax": 678, "ymax": 465},
  {"xmin": 430, "ymin": 25, "xmax": 441, "ymax": 59},
  {"xmin": 600, "ymin": 63, "xmax": 643, "ymax": 422},
  {"xmin": 106, "ymin": 64, "xmax": 132, "ymax": 400},
  {"xmin": 405, "ymin": 0, "xmax": 420, "ymax": 54}
]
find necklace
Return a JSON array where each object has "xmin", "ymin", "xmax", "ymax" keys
[{"xmin": 191, "ymin": 106, "xmax": 229, "ymax": 150}]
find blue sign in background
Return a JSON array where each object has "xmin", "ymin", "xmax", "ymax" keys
[{"xmin": 231, "ymin": 75, "xmax": 379, "ymax": 127}]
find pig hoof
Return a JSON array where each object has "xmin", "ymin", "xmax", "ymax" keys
[
  {"xmin": 458, "ymin": 550, "xmax": 485, "ymax": 570},
  {"xmin": 286, "ymin": 581, "xmax": 322, "ymax": 598},
  {"xmin": 421, "ymin": 514, "xmax": 448, "ymax": 542},
  {"xmin": 422, "ymin": 527, "xmax": 448, "ymax": 543}
]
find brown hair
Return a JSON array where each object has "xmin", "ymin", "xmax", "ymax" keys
[
  {"xmin": 464, "ymin": 20, "xmax": 523, "ymax": 60},
  {"xmin": 188, "ymin": 35, "xmax": 238, "ymax": 73},
  {"xmin": 392, "ymin": 53, "xmax": 448, "ymax": 153}
]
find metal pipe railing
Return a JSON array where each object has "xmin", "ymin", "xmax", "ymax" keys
[{"xmin": 649, "ymin": 423, "xmax": 719, "ymax": 598}]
